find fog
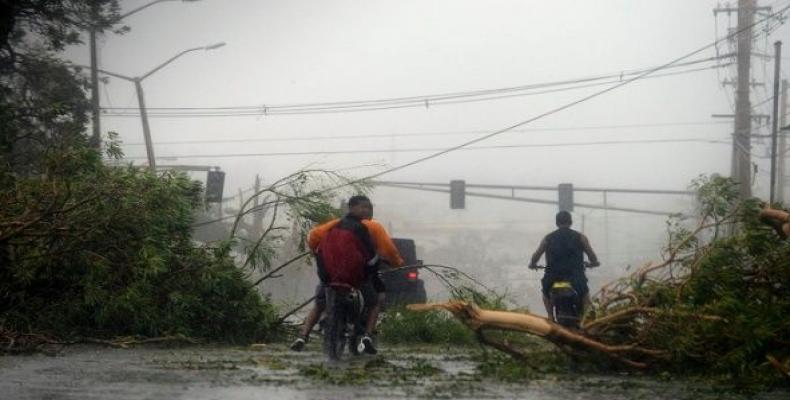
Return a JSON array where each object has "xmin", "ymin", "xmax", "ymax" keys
[{"xmin": 65, "ymin": 0, "xmax": 789, "ymax": 312}]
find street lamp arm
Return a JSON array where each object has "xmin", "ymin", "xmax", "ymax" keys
[
  {"xmin": 116, "ymin": 0, "xmax": 177, "ymax": 22},
  {"xmin": 139, "ymin": 42, "xmax": 225, "ymax": 81},
  {"xmin": 89, "ymin": 0, "xmax": 203, "ymax": 150},
  {"xmin": 139, "ymin": 46, "xmax": 205, "ymax": 81}
]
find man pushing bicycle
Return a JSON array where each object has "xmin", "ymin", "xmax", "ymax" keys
[{"xmin": 291, "ymin": 195, "xmax": 404, "ymax": 354}]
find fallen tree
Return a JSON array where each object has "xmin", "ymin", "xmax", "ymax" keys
[
  {"xmin": 410, "ymin": 175, "xmax": 790, "ymax": 387},
  {"xmin": 409, "ymin": 301, "xmax": 658, "ymax": 368}
]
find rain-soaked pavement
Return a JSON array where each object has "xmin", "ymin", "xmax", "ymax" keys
[{"xmin": 0, "ymin": 343, "xmax": 786, "ymax": 400}]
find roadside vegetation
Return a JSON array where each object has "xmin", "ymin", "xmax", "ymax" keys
[
  {"xmin": 585, "ymin": 175, "xmax": 789, "ymax": 388},
  {"xmin": 404, "ymin": 175, "xmax": 790, "ymax": 390},
  {"xmin": 0, "ymin": 1, "xmax": 358, "ymax": 350},
  {"xmin": 379, "ymin": 306, "xmax": 475, "ymax": 346}
]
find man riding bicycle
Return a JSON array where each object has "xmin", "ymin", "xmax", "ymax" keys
[
  {"xmin": 528, "ymin": 211, "xmax": 600, "ymax": 322},
  {"xmin": 290, "ymin": 195, "xmax": 404, "ymax": 354}
]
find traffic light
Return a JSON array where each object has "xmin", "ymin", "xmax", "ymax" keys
[
  {"xmin": 450, "ymin": 180, "xmax": 465, "ymax": 209},
  {"xmin": 558, "ymin": 183, "xmax": 573, "ymax": 212},
  {"xmin": 206, "ymin": 169, "xmax": 226, "ymax": 203}
]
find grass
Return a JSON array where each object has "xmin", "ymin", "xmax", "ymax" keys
[{"xmin": 378, "ymin": 306, "xmax": 476, "ymax": 346}]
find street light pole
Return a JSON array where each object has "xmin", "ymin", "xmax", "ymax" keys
[
  {"xmin": 134, "ymin": 79, "xmax": 156, "ymax": 169},
  {"xmin": 82, "ymin": 42, "xmax": 225, "ymax": 169},
  {"xmin": 770, "ymin": 41, "xmax": 783, "ymax": 205},
  {"xmin": 134, "ymin": 43, "xmax": 224, "ymax": 169},
  {"xmin": 88, "ymin": 0, "xmax": 203, "ymax": 150}
]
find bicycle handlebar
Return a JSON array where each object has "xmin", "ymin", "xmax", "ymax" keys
[{"xmin": 529, "ymin": 261, "xmax": 599, "ymax": 270}]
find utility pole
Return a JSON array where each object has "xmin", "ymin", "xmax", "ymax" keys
[
  {"xmin": 89, "ymin": 2, "xmax": 101, "ymax": 149},
  {"xmin": 252, "ymin": 175, "xmax": 262, "ymax": 235},
  {"xmin": 733, "ymin": 0, "xmax": 756, "ymax": 201},
  {"xmin": 86, "ymin": 0, "xmax": 205, "ymax": 152},
  {"xmin": 603, "ymin": 191, "xmax": 610, "ymax": 262},
  {"xmin": 779, "ymin": 80, "xmax": 788, "ymax": 202},
  {"xmin": 770, "ymin": 41, "xmax": 782, "ymax": 204},
  {"xmin": 83, "ymin": 42, "xmax": 225, "ymax": 170}
]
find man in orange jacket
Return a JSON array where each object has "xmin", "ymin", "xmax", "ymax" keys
[{"xmin": 290, "ymin": 195, "xmax": 404, "ymax": 354}]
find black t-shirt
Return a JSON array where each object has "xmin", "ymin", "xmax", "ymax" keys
[{"xmin": 544, "ymin": 227, "xmax": 584, "ymax": 278}]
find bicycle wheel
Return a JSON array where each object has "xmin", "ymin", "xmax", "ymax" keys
[
  {"xmin": 323, "ymin": 287, "xmax": 348, "ymax": 361},
  {"xmin": 552, "ymin": 294, "xmax": 580, "ymax": 329}
]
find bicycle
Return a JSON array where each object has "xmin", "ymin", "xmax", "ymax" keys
[
  {"xmin": 530, "ymin": 262, "xmax": 596, "ymax": 329},
  {"xmin": 322, "ymin": 283, "xmax": 368, "ymax": 361}
]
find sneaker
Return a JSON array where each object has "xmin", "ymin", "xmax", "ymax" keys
[
  {"xmin": 290, "ymin": 337, "xmax": 306, "ymax": 352},
  {"xmin": 358, "ymin": 335, "xmax": 377, "ymax": 355}
]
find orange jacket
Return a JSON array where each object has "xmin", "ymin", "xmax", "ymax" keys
[{"xmin": 308, "ymin": 218, "xmax": 405, "ymax": 267}]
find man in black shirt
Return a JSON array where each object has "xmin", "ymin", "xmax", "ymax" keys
[{"xmin": 528, "ymin": 211, "xmax": 600, "ymax": 321}]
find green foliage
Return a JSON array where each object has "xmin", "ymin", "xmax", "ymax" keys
[
  {"xmin": 379, "ymin": 306, "xmax": 475, "ymax": 345},
  {"xmin": 0, "ymin": 1, "xmax": 121, "ymax": 57},
  {"xmin": 220, "ymin": 169, "xmax": 368, "ymax": 282},
  {"xmin": 1, "ymin": 52, "xmax": 92, "ymax": 178},
  {"xmin": 664, "ymin": 212, "xmax": 790, "ymax": 386},
  {"xmin": 1, "ymin": 153, "xmax": 278, "ymax": 342},
  {"xmin": 449, "ymin": 286, "xmax": 510, "ymax": 310},
  {"xmin": 0, "ymin": 0, "xmax": 282, "ymax": 346},
  {"xmin": 594, "ymin": 175, "xmax": 790, "ymax": 388},
  {"xmin": 1, "ymin": 1, "xmax": 122, "ymax": 178},
  {"xmin": 690, "ymin": 174, "xmax": 739, "ymax": 219}
]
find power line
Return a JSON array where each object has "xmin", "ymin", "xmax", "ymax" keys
[
  {"xmin": 191, "ymin": 2, "xmax": 790, "ymax": 227},
  {"xmin": 337, "ymin": 3, "xmax": 790, "ymax": 191},
  {"xmin": 121, "ymin": 120, "xmax": 731, "ymax": 146},
  {"xmin": 107, "ymin": 55, "xmax": 729, "ymax": 110},
  {"xmin": 124, "ymin": 137, "xmax": 729, "ymax": 160},
  {"xmin": 102, "ymin": 59, "xmax": 732, "ymax": 118}
]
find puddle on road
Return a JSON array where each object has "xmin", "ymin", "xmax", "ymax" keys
[{"xmin": 0, "ymin": 344, "xmax": 786, "ymax": 400}]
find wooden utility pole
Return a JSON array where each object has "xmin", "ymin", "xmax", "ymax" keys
[
  {"xmin": 770, "ymin": 41, "xmax": 782, "ymax": 204},
  {"xmin": 89, "ymin": 2, "xmax": 101, "ymax": 149},
  {"xmin": 778, "ymin": 80, "xmax": 788, "ymax": 202},
  {"xmin": 733, "ymin": 0, "xmax": 756, "ymax": 201}
]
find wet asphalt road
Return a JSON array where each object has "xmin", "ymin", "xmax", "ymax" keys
[{"xmin": 0, "ymin": 344, "xmax": 786, "ymax": 400}]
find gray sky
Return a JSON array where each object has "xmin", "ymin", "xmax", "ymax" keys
[
  {"xmin": 65, "ymin": 0, "xmax": 786, "ymax": 189},
  {"xmin": 66, "ymin": 0, "xmax": 790, "ymax": 306}
]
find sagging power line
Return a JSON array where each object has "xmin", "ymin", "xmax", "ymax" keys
[{"xmin": 102, "ymin": 57, "xmax": 733, "ymax": 118}]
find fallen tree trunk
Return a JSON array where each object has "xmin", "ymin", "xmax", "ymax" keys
[
  {"xmin": 408, "ymin": 302, "xmax": 663, "ymax": 368},
  {"xmin": 760, "ymin": 206, "xmax": 790, "ymax": 239}
]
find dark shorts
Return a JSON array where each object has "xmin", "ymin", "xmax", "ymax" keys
[
  {"xmin": 314, "ymin": 275, "xmax": 385, "ymax": 310},
  {"xmin": 541, "ymin": 273, "xmax": 588, "ymax": 299}
]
